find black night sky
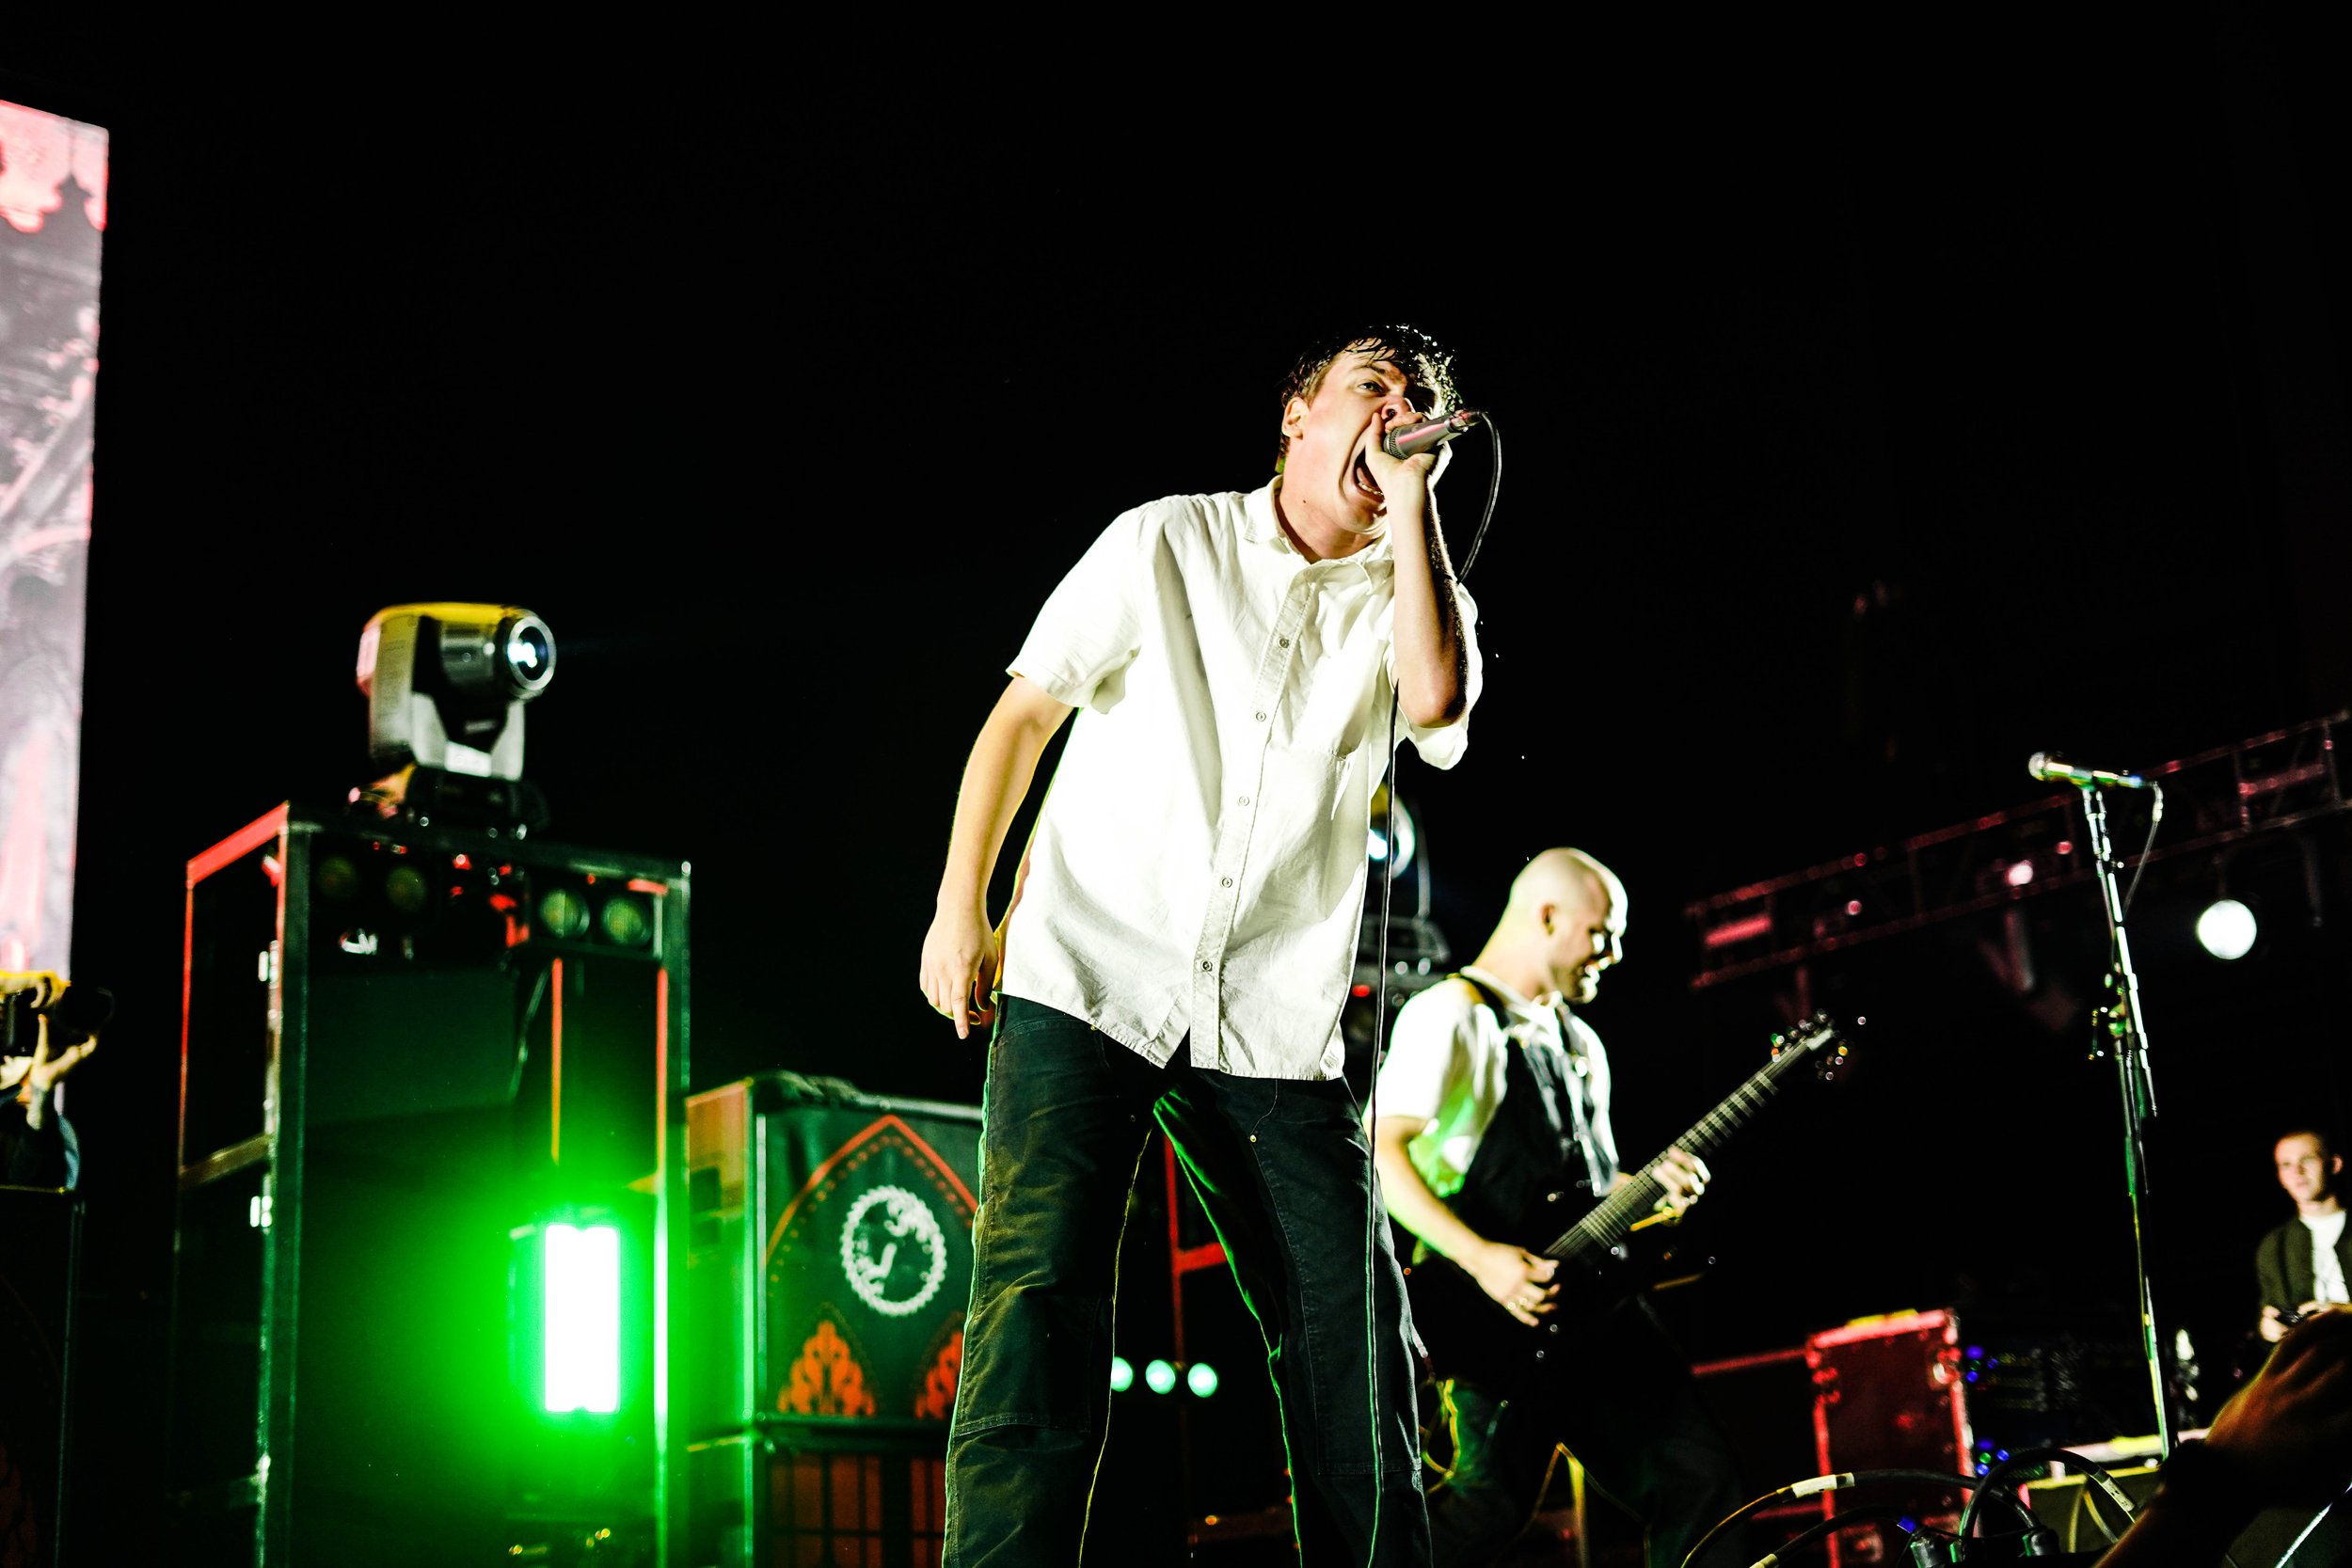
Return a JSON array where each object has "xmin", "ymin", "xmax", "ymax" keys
[{"xmin": 11, "ymin": 10, "xmax": 2352, "ymax": 1560}]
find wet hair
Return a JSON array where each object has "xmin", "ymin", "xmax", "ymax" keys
[{"xmin": 1273, "ymin": 323, "xmax": 1462, "ymax": 470}]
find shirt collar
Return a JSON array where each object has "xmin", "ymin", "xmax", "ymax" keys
[
  {"xmin": 1460, "ymin": 966, "xmax": 1564, "ymax": 1020},
  {"xmin": 1248, "ymin": 480, "xmax": 1395, "ymax": 571}
]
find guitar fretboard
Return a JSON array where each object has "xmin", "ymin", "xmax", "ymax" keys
[{"xmin": 1543, "ymin": 1032, "xmax": 1828, "ymax": 1263}]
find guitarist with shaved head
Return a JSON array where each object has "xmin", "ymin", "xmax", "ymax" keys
[{"xmin": 1372, "ymin": 848, "xmax": 1747, "ymax": 1568}]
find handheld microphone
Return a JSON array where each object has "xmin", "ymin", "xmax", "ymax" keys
[
  {"xmin": 1383, "ymin": 409, "xmax": 1485, "ymax": 460},
  {"xmin": 2027, "ymin": 752, "xmax": 2151, "ymax": 790}
]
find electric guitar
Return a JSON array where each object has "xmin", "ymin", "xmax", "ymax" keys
[{"xmin": 1407, "ymin": 1012, "xmax": 1852, "ymax": 1387}]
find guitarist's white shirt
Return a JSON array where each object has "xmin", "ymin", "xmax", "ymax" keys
[{"xmin": 1375, "ymin": 966, "xmax": 1619, "ymax": 1200}]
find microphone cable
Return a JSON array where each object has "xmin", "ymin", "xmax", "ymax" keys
[
  {"xmin": 1364, "ymin": 413, "xmax": 1501, "ymax": 1563},
  {"xmin": 1953, "ymin": 1447, "xmax": 2142, "ymax": 1551},
  {"xmin": 1678, "ymin": 1469, "xmax": 2038, "ymax": 1568}
]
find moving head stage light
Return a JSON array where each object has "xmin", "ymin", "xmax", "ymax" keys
[{"xmin": 355, "ymin": 602, "xmax": 556, "ymax": 832}]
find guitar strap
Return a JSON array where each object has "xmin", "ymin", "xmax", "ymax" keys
[
  {"xmin": 1452, "ymin": 972, "xmax": 1611, "ymax": 1218},
  {"xmin": 1549, "ymin": 1003, "xmax": 1613, "ymax": 1199}
]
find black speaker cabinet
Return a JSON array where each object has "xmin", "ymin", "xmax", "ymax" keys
[
  {"xmin": 685, "ymin": 1073, "xmax": 979, "ymax": 1567},
  {"xmin": 166, "ymin": 805, "xmax": 690, "ymax": 1566}
]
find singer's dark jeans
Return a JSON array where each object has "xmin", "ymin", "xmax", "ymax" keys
[{"xmin": 944, "ymin": 995, "xmax": 1429, "ymax": 1567}]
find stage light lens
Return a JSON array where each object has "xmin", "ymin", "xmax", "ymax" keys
[
  {"xmin": 2005, "ymin": 861, "xmax": 2035, "ymax": 888},
  {"xmin": 599, "ymin": 894, "xmax": 652, "ymax": 946},
  {"xmin": 538, "ymin": 887, "xmax": 591, "ymax": 941},
  {"xmin": 1187, "ymin": 1362, "xmax": 1219, "ymax": 1398},
  {"xmin": 1367, "ymin": 800, "xmax": 1417, "ymax": 871},
  {"xmin": 544, "ymin": 1223, "xmax": 620, "ymax": 1414},
  {"xmin": 2196, "ymin": 898, "xmax": 2257, "ymax": 960},
  {"xmin": 384, "ymin": 863, "xmax": 431, "ymax": 915},
  {"xmin": 1144, "ymin": 1358, "xmax": 1178, "ymax": 1395},
  {"xmin": 502, "ymin": 613, "xmax": 556, "ymax": 695},
  {"xmin": 1109, "ymin": 1356, "xmax": 1134, "ymax": 1393}
]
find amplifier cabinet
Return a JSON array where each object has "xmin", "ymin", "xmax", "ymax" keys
[
  {"xmin": 167, "ymin": 805, "xmax": 690, "ymax": 1566},
  {"xmin": 686, "ymin": 1074, "xmax": 978, "ymax": 1566},
  {"xmin": 1808, "ymin": 1309, "xmax": 1973, "ymax": 1568}
]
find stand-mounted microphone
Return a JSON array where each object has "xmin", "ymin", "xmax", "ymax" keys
[
  {"xmin": 2028, "ymin": 752, "xmax": 2152, "ymax": 790},
  {"xmin": 1383, "ymin": 409, "xmax": 1485, "ymax": 459}
]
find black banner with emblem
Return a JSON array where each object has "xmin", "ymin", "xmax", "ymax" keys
[{"xmin": 757, "ymin": 1098, "xmax": 981, "ymax": 1428}]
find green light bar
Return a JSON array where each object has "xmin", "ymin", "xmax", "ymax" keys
[{"xmin": 544, "ymin": 1223, "xmax": 619, "ymax": 1414}]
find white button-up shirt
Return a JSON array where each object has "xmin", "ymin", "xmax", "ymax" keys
[{"xmin": 1000, "ymin": 482, "xmax": 1481, "ymax": 1080}]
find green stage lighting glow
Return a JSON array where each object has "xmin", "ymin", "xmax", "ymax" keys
[
  {"xmin": 1144, "ymin": 1358, "xmax": 1177, "ymax": 1395},
  {"xmin": 599, "ymin": 894, "xmax": 652, "ymax": 946},
  {"xmin": 538, "ymin": 886, "xmax": 591, "ymax": 940},
  {"xmin": 544, "ymin": 1223, "xmax": 620, "ymax": 1414},
  {"xmin": 1109, "ymin": 1355, "xmax": 1134, "ymax": 1393},
  {"xmin": 1187, "ymin": 1361, "xmax": 1219, "ymax": 1398}
]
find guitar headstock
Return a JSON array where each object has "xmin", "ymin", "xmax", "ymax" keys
[{"xmin": 1768, "ymin": 1011, "xmax": 1855, "ymax": 1081}]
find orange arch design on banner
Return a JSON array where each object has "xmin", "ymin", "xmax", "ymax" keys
[
  {"xmin": 913, "ymin": 1330, "xmax": 963, "ymax": 1420},
  {"xmin": 780, "ymin": 1319, "xmax": 878, "ymax": 1418}
]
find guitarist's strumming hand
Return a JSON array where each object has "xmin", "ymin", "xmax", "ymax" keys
[{"xmin": 1467, "ymin": 1240, "xmax": 1560, "ymax": 1328}]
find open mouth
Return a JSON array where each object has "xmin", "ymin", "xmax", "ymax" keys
[{"xmin": 1351, "ymin": 451, "xmax": 1384, "ymax": 502}]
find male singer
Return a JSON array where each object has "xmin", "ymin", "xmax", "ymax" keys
[{"xmin": 917, "ymin": 325, "xmax": 1483, "ymax": 1565}]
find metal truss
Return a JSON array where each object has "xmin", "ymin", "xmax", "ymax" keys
[{"xmin": 1683, "ymin": 713, "xmax": 2349, "ymax": 990}]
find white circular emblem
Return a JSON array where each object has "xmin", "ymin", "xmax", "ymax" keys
[{"xmin": 839, "ymin": 1184, "xmax": 948, "ymax": 1318}]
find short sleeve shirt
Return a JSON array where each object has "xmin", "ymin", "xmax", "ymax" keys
[
  {"xmin": 999, "ymin": 482, "xmax": 1481, "ymax": 1080},
  {"xmin": 1373, "ymin": 966, "xmax": 1615, "ymax": 1197}
]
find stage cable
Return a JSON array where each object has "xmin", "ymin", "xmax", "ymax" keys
[
  {"xmin": 2121, "ymin": 783, "xmax": 2165, "ymax": 915},
  {"xmin": 1363, "ymin": 415, "xmax": 1501, "ymax": 1562},
  {"xmin": 1953, "ymin": 1447, "xmax": 2144, "ymax": 1553},
  {"xmin": 1677, "ymin": 1469, "xmax": 2040, "ymax": 1568}
]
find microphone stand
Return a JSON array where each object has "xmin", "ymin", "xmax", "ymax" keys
[{"xmin": 2074, "ymin": 782, "xmax": 2175, "ymax": 1455}]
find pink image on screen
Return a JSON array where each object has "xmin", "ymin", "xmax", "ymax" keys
[{"xmin": 0, "ymin": 100, "xmax": 106, "ymax": 976}]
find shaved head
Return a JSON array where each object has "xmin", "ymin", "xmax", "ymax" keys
[
  {"xmin": 1474, "ymin": 847, "xmax": 1629, "ymax": 1005},
  {"xmin": 1507, "ymin": 847, "xmax": 1625, "ymax": 924}
]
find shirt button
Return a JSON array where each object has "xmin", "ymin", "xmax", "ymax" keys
[
  {"xmin": 1254, "ymin": 711, "xmax": 1266, "ymax": 721},
  {"xmin": 1279, "ymin": 638, "xmax": 1290, "ymax": 648},
  {"xmin": 1200, "ymin": 960, "xmax": 1212, "ymax": 972},
  {"xmin": 1238, "ymin": 795, "xmax": 1250, "ymax": 806},
  {"xmin": 1220, "ymin": 878, "xmax": 1232, "ymax": 888}
]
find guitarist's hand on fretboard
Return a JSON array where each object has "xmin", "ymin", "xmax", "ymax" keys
[{"xmin": 1645, "ymin": 1148, "xmax": 1711, "ymax": 1218}]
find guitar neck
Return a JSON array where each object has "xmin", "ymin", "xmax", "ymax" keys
[{"xmin": 1544, "ymin": 1043, "xmax": 1816, "ymax": 1261}]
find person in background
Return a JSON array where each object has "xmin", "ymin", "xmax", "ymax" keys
[
  {"xmin": 1, "ymin": 969, "xmax": 97, "ymax": 1188},
  {"xmin": 2257, "ymin": 1129, "xmax": 2349, "ymax": 1344}
]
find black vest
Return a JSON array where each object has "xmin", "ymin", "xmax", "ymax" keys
[{"xmin": 1444, "ymin": 974, "xmax": 1613, "ymax": 1251}]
